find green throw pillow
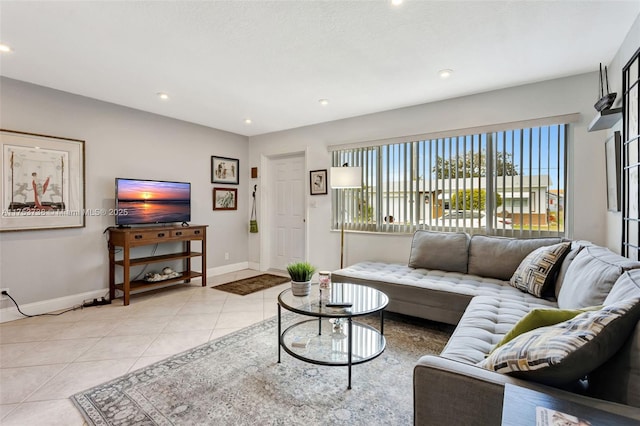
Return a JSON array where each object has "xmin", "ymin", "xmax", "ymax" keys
[{"xmin": 492, "ymin": 306, "xmax": 601, "ymax": 352}]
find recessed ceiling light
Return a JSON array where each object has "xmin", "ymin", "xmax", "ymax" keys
[
  {"xmin": 438, "ymin": 69, "xmax": 454, "ymax": 79},
  {"xmin": 319, "ymin": 99, "xmax": 329, "ymax": 106},
  {"xmin": 244, "ymin": 119, "xmax": 252, "ymax": 124},
  {"xmin": 391, "ymin": 0, "xmax": 403, "ymax": 5},
  {"xmin": 0, "ymin": 43, "xmax": 13, "ymax": 53},
  {"xmin": 157, "ymin": 92, "xmax": 169, "ymax": 100}
]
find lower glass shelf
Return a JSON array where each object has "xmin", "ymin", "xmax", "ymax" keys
[{"xmin": 280, "ymin": 318, "xmax": 385, "ymax": 366}]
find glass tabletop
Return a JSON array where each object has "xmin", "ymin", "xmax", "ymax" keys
[{"xmin": 278, "ymin": 282, "xmax": 389, "ymax": 318}]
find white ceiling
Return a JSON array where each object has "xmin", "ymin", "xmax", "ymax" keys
[{"xmin": 1, "ymin": 1, "xmax": 639, "ymax": 137}]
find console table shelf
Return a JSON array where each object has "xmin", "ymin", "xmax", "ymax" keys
[
  {"xmin": 114, "ymin": 251, "xmax": 203, "ymax": 267},
  {"xmin": 108, "ymin": 225, "xmax": 207, "ymax": 305}
]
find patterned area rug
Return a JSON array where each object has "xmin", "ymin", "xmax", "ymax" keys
[
  {"xmin": 212, "ymin": 273, "xmax": 290, "ymax": 295},
  {"xmin": 72, "ymin": 313, "xmax": 453, "ymax": 425}
]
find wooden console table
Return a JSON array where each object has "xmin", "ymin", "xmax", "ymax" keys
[{"xmin": 108, "ymin": 225, "xmax": 207, "ymax": 305}]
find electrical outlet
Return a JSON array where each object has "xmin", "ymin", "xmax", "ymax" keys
[
  {"xmin": 0, "ymin": 288, "xmax": 9, "ymax": 301},
  {"xmin": 224, "ymin": 252, "xmax": 230, "ymax": 260}
]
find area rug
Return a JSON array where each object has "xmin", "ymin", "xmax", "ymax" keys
[
  {"xmin": 211, "ymin": 273, "xmax": 290, "ymax": 295},
  {"xmin": 72, "ymin": 313, "xmax": 453, "ymax": 425}
]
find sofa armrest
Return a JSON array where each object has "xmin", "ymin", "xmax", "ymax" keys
[
  {"xmin": 414, "ymin": 355, "xmax": 640, "ymax": 426},
  {"xmin": 414, "ymin": 355, "xmax": 517, "ymax": 426}
]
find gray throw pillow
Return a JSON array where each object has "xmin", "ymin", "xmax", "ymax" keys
[
  {"xmin": 554, "ymin": 241, "xmax": 590, "ymax": 299},
  {"xmin": 467, "ymin": 235, "xmax": 561, "ymax": 281},
  {"xmin": 478, "ymin": 298, "xmax": 640, "ymax": 386},
  {"xmin": 408, "ymin": 230, "xmax": 469, "ymax": 273},
  {"xmin": 557, "ymin": 246, "xmax": 640, "ymax": 309}
]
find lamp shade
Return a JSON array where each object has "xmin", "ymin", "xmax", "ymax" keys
[{"xmin": 330, "ymin": 167, "xmax": 362, "ymax": 188}]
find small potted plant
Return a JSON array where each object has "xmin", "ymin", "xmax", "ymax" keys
[{"xmin": 287, "ymin": 261, "xmax": 316, "ymax": 296}]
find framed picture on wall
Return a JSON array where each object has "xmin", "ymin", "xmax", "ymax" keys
[
  {"xmin": 605, "ymin": 131, "xmax": 621, "ymax": 212},
  {"xmin": 0, "ymin": 129, "xmax": 86, "ymax": 232},
  {"xmin": 310, "ymin": 169, "xmax": 327, "ymax": 195},
  {"xmin": 213, "ymin": 187, "xmax": 237, "ymax": 210},
  {"xmin": 211, "ymin": 156, "xmax": 239, "ymax": 185}
]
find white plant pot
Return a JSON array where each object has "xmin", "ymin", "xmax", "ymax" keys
[{"xmin": 291, "ymin": 280, "xmax": 311, "ymax": 297}]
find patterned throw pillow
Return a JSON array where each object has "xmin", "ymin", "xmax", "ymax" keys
[
  {"xmin": 478, "ymin": 298, "xmax": 640, "ymax": 386},
  {"xmin": 509, "ymin": 242, "xmax": 571, "ymax": 297}
]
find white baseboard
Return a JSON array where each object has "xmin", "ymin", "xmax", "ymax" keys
[
  {"xmin": 0, "ymin": 289, "xmax": 107, "ymax": 324},
  {"xmin": 247, "ymin": 261, "xmax": 261, "ymax": 271},
  {"xmin": 207, "ymin": 261, "xmax": 250, "ymax": 277},
  {"xmin": 0, "ymin": 262, "xmax": 253, "ymax": 323}
]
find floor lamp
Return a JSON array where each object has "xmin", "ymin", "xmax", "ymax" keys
[{"xmin": 330, "ymin": 166, "xmax": 362, "ymax": 269}]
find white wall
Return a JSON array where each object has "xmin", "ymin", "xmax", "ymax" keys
[
  {"xmin": 0, "ymin": 77, "xmax": 249, "ymax": 310},
  {"xmin": 249, "ymin": 72, "xmax": 611, "ymax": 271},
  {"xmin": 604, "ymin": 14, "xmax": 640, "ymax": 253}
]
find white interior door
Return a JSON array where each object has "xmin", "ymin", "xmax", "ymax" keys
[{"xmin": 269, "ymin": 154, "xmax": 305, "ymax": 270}]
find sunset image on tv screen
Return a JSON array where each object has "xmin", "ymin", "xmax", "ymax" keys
[{"xmin": 116, "ymin": 179, "xmax": 190, "ymax": 225}]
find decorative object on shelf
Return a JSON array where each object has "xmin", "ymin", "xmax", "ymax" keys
[
  {"xmin": 144, "ymin": 267, "xmax": 182, "ymax": 282},
  {"xmin": 213, "ymin": 187, "xmax": 238, "ymax": 210},
  {"xmin": 286, "ymin": 261, "xmax": 316, "ymax": 296},
  {"xmin": 605, "ymin": 131, "xmax": 621, "ymax": 212},
  {"xmin": 309, "ymin": 169, "xmax": 327, "ymax": 195},
  {"xmin": 0, "ymin": 129, "xmax": 85, "ymax": 232},
  {"xmin": 318, "ymin": 270, "xmax": 331, "ymax": 303},
  {"xmin": 211, "ymin": 156, "xmax": 239, "ymax": 185},
  {"xmin": 594, "ymin": 63, "xmax": 617, "ymax": 112},
  {"xmin": 250, "ymin": 185, "xmax": 258, "ymax": 233},
  {"xmin": 330, "ymin": 163, "xmax": 362, "ymax": 268}
]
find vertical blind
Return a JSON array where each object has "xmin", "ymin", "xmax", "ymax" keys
[{"xmin": 332, "ymin": 124, "xmax": 567, "ymax": 237}]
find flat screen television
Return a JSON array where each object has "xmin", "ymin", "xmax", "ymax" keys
[{"xmin": 115, "ymin": 178, "xmax": 191, "ymax": 226}]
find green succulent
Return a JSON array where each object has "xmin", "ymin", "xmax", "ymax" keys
[{"xmin": 286, "ymin": 262, "xmax": 316, "ymax": 282}]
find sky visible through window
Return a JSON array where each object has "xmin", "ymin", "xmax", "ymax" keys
[{"xmin": 375, "ymin": 125, "xmax": 564, "ymax": 190}]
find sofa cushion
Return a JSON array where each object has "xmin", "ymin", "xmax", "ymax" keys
[
  {"xmin": 554, "ymin": 241, "xmax": 590, "ymax": 299},
  {"xmin": 557, "ymin": 245, "xmax": 640, "ymax": 309},
  {"xmin": 467, "ymin": 235, "xmax": 562, "ymax": 281},
  {"xmin": 440, "ymin": 295, "xmax": 557, "ymax": 365},
  {"xmin": 587, "ymin": 270, "xmax": 640, "ymax": 408},
  {"xmin": 509, "ymin": 242, "xmax": 571, "ymax": 297},
  {"xmin": 332, "ymin": 261, "xmax": 555, "ymax": 327},
  {"xmin": 478, "ymin": 298, "xmax": 640, "ymax": 386},
  {"xmin": 492, "ymin": 306, "xmax": 600, "ymax": 351},
  {"xmin": 408, "ymin": 230, "xmax": 469, "ymax": 273}
]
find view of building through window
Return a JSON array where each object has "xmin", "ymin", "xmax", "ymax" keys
[{"xmin": 332, "ymin": 124, "xmax": 566, "ymax": 237}]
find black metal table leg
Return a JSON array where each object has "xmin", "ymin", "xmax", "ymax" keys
[
  {"xmin": 277, "ymin": 303, "xmax": 281, "ymax": 363},
  {"xmin": 348, "ymin": 317, "xmax": 353, "ymax": 390}
]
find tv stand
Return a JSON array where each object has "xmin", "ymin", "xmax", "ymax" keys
[{"xmin": 108, "ymin": 225, "xmax": 207, "ymax": 305}]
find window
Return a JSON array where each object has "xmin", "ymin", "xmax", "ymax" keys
[{"xmin": 331, "ymin": 124, "xmax": 567, "ymax": 237}]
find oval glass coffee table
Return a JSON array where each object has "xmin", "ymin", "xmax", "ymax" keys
[{"xmin": 277, "ymin": 282, "xmax": 389, "ymax": 389}]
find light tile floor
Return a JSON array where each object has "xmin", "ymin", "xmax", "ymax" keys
[{"xmin": 0, "ymin": 269, "xmax": 289, "ymax": 426}]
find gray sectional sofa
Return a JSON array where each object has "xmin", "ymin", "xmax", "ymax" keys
[{"xmin": 331, "ymin": 230, "xmax": 640, "ymax": 425}]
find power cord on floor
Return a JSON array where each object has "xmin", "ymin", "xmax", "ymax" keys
[{"xmin": 1, "ymin": 290, "xmax": 87, "ymax": 318}]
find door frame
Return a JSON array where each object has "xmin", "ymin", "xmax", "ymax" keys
[{"xmin": 259, "ymin": 149, "xmax": 309, "ymax": 272}]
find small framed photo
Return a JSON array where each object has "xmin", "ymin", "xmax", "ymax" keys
[
  {"xmin": 213, "ymin": 187, "xmax": 237, "ymax": 210},
  {"xmin": 211, "ymin": 156, "xmax": 239, "ymax": 185},
  {"xmin": 310, "ymin": 169, "xmax": 327, "ymax": 195}
]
